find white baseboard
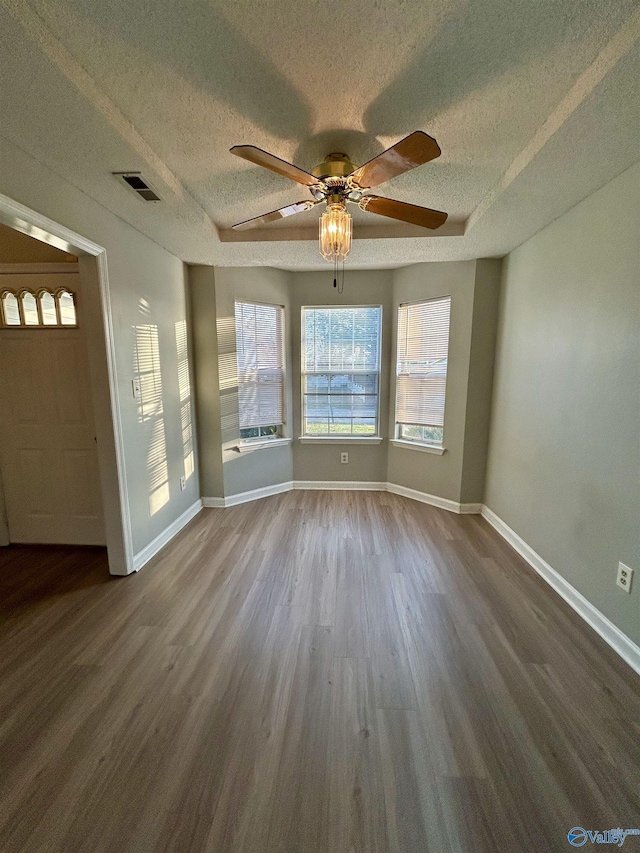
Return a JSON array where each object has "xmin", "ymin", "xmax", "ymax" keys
[
  {"xmin": 202, "ymin": 496, "xmax": 225, "ymax": 508},
  {"xmin": 458, "ymin": 502, "xmax": 484, "ymax": 514},
  {"xmin": 201, "ymin": 480, "xmax": 482, "ymax": 514},
  {"xmin": 481, "ymin": 505, "xmax": 640, "ymax": 676},
  {"xmin": 386, "ymin": 482, "xmax": 481, "ymax": 515},
  {"xmin": 132, "ymin": 499, "xmax": 202, "ymax": 571},
  {"xmin": 293, "ymin": 480, "xmax": 387, "ymax": 491},
  {"xmin": 203, "ymin": 481, "xmax": 293, "ymax": 508}
]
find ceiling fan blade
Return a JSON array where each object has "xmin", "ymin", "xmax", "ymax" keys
[
  {"xmin": 360, "ymin": 195, "xmax": 447, "ymax": 229},
  {"xmin": 349, "ymin": 131, "xmax": 441, "ymax": 189},
  {"xmin": 232, "ymin": 200, "xmax": 319, "ymax": 230},
  {"xmin": 230, "ymin": 145, "xmax": 319, "ymax": 187}
]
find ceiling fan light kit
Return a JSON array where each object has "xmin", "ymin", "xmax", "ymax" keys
[
  {"xmin": 319, "ymin": 201, "xmax": 352, "ymax": 262},
  {"xmin": 229, "ymin": 131, "xmax": 448, "ymax": 266}
]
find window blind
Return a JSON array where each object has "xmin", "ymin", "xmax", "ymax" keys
[
  {"xmin": 302, "ymin": 306, "xmax": 381, "ymax": 436},
  {"xmin": 234, "ymin": 300, "xmax": 285, "ymax": 429},
  {"xmin": 396, "ymin": 296, "xmax": 451, "ymax": 428},
  {"xmin": 303, "ymin": 306, "xmax": 381, "ymax": 373}
]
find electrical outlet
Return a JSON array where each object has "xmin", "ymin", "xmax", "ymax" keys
[
  {"xmin": 179, "ymin": 475, "xmax": 186, "ymax": 492},
  {"xmin": 616, "ymin": 562, "xmax": 633, "ymax": 594},
  {"xmin": 340, "ymin": 452, "xmax": 348, "ymax": 464}
]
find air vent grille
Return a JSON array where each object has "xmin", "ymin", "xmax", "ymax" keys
[
  {"xmin": 113, "ymin": 172, "xmax": 161, "ymax": 201},
  {"xmin": 137, "ymin": 188, "xmax": 161, "ymax": 201}
]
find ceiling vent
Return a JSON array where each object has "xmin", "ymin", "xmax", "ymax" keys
[{"xmin": 113, "ymin": 171, "xmax": 161, "ymax": 201}]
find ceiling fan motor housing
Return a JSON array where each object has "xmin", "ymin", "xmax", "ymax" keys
[
  {"xmin": 309, "ymin": 154, "xmax": 364, "ymax": 203},
  {"xmin": 311, "ymin": 153, "xmax": 357, "ymax": 180}
]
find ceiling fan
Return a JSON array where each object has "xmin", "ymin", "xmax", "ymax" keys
[{"xmin": 229, "ymin": 131, "xmax": 447, "ymax": 262}]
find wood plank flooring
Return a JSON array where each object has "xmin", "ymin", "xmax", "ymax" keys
[{"xmin": 0, "ymin": 490, "xmax": 639, "ymax": 852}]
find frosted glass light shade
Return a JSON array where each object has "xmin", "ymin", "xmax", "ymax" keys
[{"xmin": 319, "ymin": 203, "xmax": 352, "ymax": 262}]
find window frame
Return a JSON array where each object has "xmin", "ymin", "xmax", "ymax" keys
[
  {"xmin": 0, "ymin": 287, "xmax": 78, "ymax": 328},
  {"xmin": 300, "ymin": 304, "xmax": 383, "ymax": 440},
  {"xmin": 234, "ymin": 298, "xmax": 287, "ymax": 447},
  {"xmin": 394, "ymin": 295, "xmax": 451, "ymax": 451}
]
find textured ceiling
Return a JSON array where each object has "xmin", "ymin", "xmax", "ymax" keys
[{"xmin": 0, "ymin": 0, "xmax": 638, "ymax": 269}]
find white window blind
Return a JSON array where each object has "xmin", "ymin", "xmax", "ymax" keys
[
  {"xmin": 302, "ymin": 306, "xmax": 382, "ymax": 436},
  {"xmin": 396, "ymin": 296, "xmax": 451, "ymax": 430},
  {"xmin": 234, "ymin": 300, "xmax": 285, "ymax": 430}
]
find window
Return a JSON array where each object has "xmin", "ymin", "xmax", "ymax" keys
[
  {"xmin": 22, "ymin": 291, "xmax": 39, "ymax": 325},
  {"xmin": 40, "ymin": 291, "xmax": 57, "ymax": 325},
  {"xmin": 302, "ymin": 306, "xmax": 382, "ymax": 436},
  {"xmin": 234, "ymin": 300, "xmax": 285, "ymax": 440},
  {"xmin": 58, "ymin": 290, "xmax": 77, "ymax": 325},
  {"xmin": 1, "ymin": 291, "xmax": 20, "ymax": 325},
  {"xmin": 395, "ymin": 296, "xmax": 451, "ymax": 447},
  {"xmin": 0, "ymin": 288, "xmax": 77, "ymax": 327}
]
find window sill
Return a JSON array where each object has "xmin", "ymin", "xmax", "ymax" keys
[
  {"xmin": 298, "ymin": 436, "xmax": 384, "ymax": 445},
  {"xmin": 235, "ymin": 437, "xmax": 291, "ymax": 453},
  {"xmin": 390, "ymin": 439, "xmax": 445, "ymax": 455}
]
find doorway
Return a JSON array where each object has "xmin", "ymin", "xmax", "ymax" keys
[
  {"xmin": 0, "ymin": 194, "xmax": 133, "ymax": 574},
  {"xmin": 0, "ymin": 250, "xmax": 105, "ymax": 545}
]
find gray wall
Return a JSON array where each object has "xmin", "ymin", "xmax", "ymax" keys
[
  {"xmin": 460, "ymin": 259, "xmax": 502, "ymax": 503},
  {"xmin": 387, "ymin": 260, "xmax": 500, "ymax": 503},
  {"xmin": 0, "ymin": 136, "xmax": 200, "ymax": 564},
  {"xmin": 216, "ymin": 267, "xmax": 293, "ymax": 497},
  {"xmin": 290, "ymin": 270, "xmax": 394, "ymax": 483},
  {"xmin": 485, "ymin": 162, "xmax": 640, "ymax": 645},
  {"xmin": 190, "ymin": 265, "xmax": 224, "ymax": 498},
  {"xmin": 120, "ymin": 252, "xmax": 198, "ymax": 554}
]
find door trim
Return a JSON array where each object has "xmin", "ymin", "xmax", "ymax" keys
[{"xmin": 0, "ymin": 192, "xmax": 134, "ymax": 574}]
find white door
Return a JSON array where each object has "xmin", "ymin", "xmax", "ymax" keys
[{"xmin": 0, "ymin": 327, "xmax": 105, "ymax": 545}]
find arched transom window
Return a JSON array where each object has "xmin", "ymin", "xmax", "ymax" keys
[{"xmin": 0, "ymin": 288, "xmax": 77, "ymax": 327}]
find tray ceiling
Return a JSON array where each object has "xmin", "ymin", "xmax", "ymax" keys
[{"xmin": 0, "ymin": 0, "xmax": 638, "ymax": 269}]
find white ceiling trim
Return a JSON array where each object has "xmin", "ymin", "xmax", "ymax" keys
[
  {"xmin": 467, "ymin": 7, "xmax": 640, "ymax": 234},
  {"xmin": 2, "ymin": 0, "xmax": 215, "ymax": 227}
]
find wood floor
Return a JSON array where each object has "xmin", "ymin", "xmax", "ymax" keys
[{"xmin": 1, "ymin": 491, "xmax": 639, "ymax": 853}]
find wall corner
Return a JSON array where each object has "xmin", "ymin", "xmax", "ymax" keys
[{"xmin": 459, "ymin": 257, "xmax": 502, "ymax": 504}]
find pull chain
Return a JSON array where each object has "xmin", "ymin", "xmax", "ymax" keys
[{"xmin": 332, "ymin": 257, "xmax": 345, "ymax": 294}]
